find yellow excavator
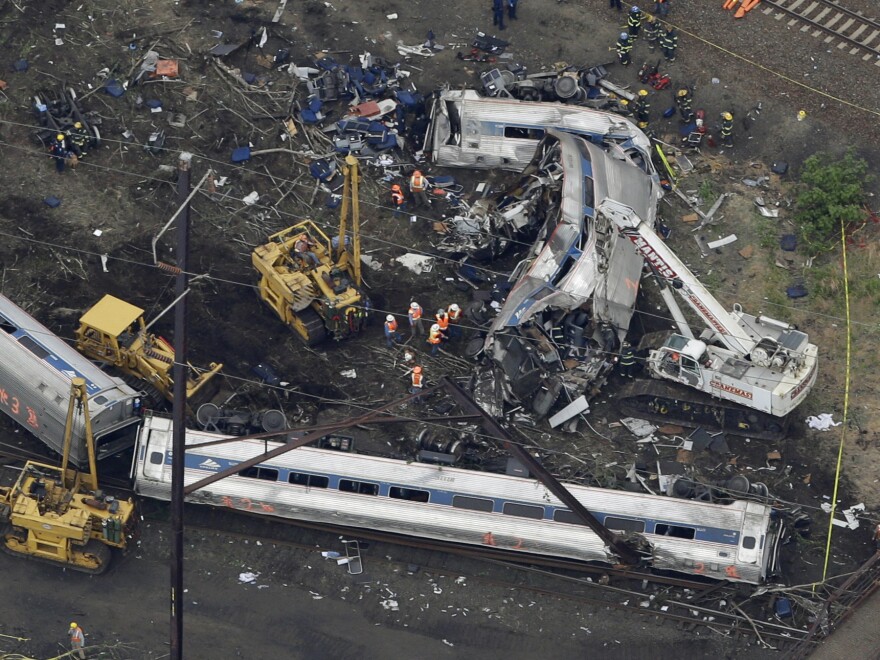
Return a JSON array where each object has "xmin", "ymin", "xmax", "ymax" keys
[
  {"xmin": 252, "ymin": 154, "xmax": 366, "ymax": 345},
  {"xmin": 74, "ymin": 294, "xmax": 223, "ymax": 406},
  {"xmin": 0, "ymin": 378, "xmax": 136, "ymax": 574}
]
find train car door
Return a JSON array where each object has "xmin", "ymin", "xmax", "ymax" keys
[
  {"xmin": 736, "ymin": 502, "xmax": 767, "ymax": 566},
  {"xmin": 139, "ymin": 425, "xmax": 169, "ymax": 481}
]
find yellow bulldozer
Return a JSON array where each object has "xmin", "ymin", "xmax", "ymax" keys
[
  {"xmin": 0, "ymin": 378, "xmax": 136, "ymax": 574},
  {"xmin": 252, "ymin": 155, "xmax": 366, "ymax": 345},
  {"xmin": 74, "ymin": 294, "xmax": 223, "ymax": 406}
]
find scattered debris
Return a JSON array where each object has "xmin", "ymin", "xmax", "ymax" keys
[{"xmin": 806, "ymin": 413, "xmax": 841, "ymax": 431}]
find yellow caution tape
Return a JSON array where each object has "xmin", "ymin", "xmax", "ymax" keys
[{"xmin": 654, "ymin": 144, "xmax": 677, "ymax": 183}]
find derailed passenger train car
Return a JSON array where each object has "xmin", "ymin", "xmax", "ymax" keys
[
  {"xmin": 425, "ymin": 89, "xmax": 655, "ymax": 174},
  {"xmin": 475, "ymin": 130, "xmax": 658, "ymax": 419},
  {"xmin": 133, "ymin": 413, "xmax": 784, "ymax": 584},
  {"xmin": 0, "ymin": 294, "xmax": 143, "ymax": 466}
]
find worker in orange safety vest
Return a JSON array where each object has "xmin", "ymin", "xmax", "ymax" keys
[
  {"xmin": 447, "ymin": 303, "xmax": 462, "ymax": 339},
  {"xmin": 435, "ymin": 308, "xmax": 449, "ymax": 334},
  {"xmin": 409, "ymin": 170, "xmax": 430, "ymax": 208},
  {"xmin": 427, "ymin": 323, "xmax": 444, "ymax": 356},
  {"xmin": 68, "ymin": 622, "xmax": 86, "ymax": 660},
  {"xmin": 390, "ymin": 184, "xmax": 406, "ymax": 218},
  {"xmin": 410, "ymin": 365, "xmax": 424, "ymax": 394},
  {"xmin": 408, "ymin": 301, "xmax": 424, "ymax": 337},
  {"xmin": 384, "ymin": 314, "xmax": 402, "ymax": 347}
]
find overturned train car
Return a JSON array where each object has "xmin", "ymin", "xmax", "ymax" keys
[
  {"xmin": 0, "ymin": 294, "xmax": 143, "ymax": 466},
  {"xmin": 475, "ymin": 129, "xmax": 659, "ymax": 419},
  {"xmin": 133, "ymin": 413, "xmax": 784, "ymax": 584}
]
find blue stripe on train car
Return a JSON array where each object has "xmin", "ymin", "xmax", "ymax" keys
[{"xmin": 181, "ymin": 451, "xmax": 741, "ymax": 545}]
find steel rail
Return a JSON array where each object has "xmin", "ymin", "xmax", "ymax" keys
[{"xmin": 761, "ymin": 0, "xmax": 880, "ymax": 57}]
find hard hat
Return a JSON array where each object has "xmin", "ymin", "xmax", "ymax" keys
[
  {"xmin": 413, "ymin": 366, "xmax": 422, "ymax": 373},
  {"xmin": 431, "ymin": 323, "xmax": 440, "ymax": 331},
  {"xmin": 56, "ymin": 133, "xmax": 65, "ymax": 141},
  {"xmin": 449, "ymin": 303, "xmax": 460, "ymax": 311},
  {"xmin": 410, "ymin": 302, "xmax": 420, "ymax": 309},
  {"xmin": 620, "ymin": 32, "xmax": 629, "ymax": 40},
  {"xmin": 677, "ymin": 89, "xmax": 688, "ymax": 97},
  {"xmin": 74, "ymin": 122, "xmax": 83, "ymax": 129},
  {"xmin": 70, "ymin": 623, "xmax": 78, "ymax": 629},
  {"xmin": 722, "ymin": 112, "xmax": 733, "ymax": 120},
  {"xmin": 386, "ymin": 314, "xmax": 394, "ymax": 322},
  {"xmin": 620, "ymin": 99, "xmax": 629, "ymax": 106},
  {"xmin": 413, "ymin": 170, "xmax": 422, "ymax": 177},
  {"xmin": 631, "ymin": 6, "xmax": 640, "ymax": 12},
  {"xmin": 437, "ymin": 308, "xmax": 445, "ymax": 315},
  {"xmin": 638, "ymin": 89, "xmax": 648, "ymax": 97},
  {"xmin": 391, "ymin": 184, "xmax": 401, "ymax": 191}
]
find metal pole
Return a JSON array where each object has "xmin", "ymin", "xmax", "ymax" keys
[{"xmin": 170, "ymin": 152, "xmax": 193, "ymax": 660}]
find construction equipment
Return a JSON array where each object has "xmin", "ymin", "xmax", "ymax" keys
[
  {"xmin": 0, "ymin": 378, "xmax": 136, "ymax": 574},
  {"xmin": 596, "ymin": 199, "xmax": 819, "ymax": 439},
  {"xmin": 252, "ymin": 154, "xmax": 366, "ymax": 345},
  {"xmin": 74, "ymin": 294, "xmax": 223, "ymax": 406}
]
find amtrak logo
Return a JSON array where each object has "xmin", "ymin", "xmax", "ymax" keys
[{"xmin": 198, "ymin": 458, "xmax": 222, "ymax": 471}]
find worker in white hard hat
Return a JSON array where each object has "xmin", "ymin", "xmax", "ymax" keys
[
  {"xmin": 427, "ymin": 323, "xmax": 443, "ymax": 356},
  {"xmin": 447, "ymin": 303, "xmax": 463, "ymax": 339},
  {"xmin": 384, "ymin": 314, "xmax": 402, "ymax": 347},
  {"xmin": 407, "ymin": 301, "xmax": 424, "ymax": 338}
]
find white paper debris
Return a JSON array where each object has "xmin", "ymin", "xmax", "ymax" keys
[
  {"xmin": 238, "ymin": 572, "xmax": 259, "ymax": 583},
  {"xmin": 340, "ymin": 369, "xmax": 357, "ymax": 379},
  {"xmin": 92, "ymin": 229, "xmax": 103, "ymax": 237},
  {"xmin": 321, "ymin": 551, "xmax": 341, "ymax": 559},
  {"xmin": 395, "ymin": 253, "xmax": 435, "ymax": 274},
  {"xmin": 620, "ymin": 417, "xmax": 657, "ymax": 438},
  {"xmin": 242, "ymin": 191, "xmax": 260, "ymax": 205},
  {"xmin": 706, "ymin": 234, "xmax": 738, "ymax": 250},
  {"xmin": 387, "ymin": 13, "xmax": 398, "ymax": 19},
  {"xmin": 806, "ymin": 413, "xmax": 841, "ymax": 431},
  {"xmin": 100, "ymin": 254, "xmax": 109, "ymax": 273}
]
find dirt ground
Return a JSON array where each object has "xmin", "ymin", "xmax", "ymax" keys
[{"xmin": 2, "ymin": 0, "xmax": 880, "ymax": 656}]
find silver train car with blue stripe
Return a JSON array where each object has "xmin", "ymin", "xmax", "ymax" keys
[
  {"xmin": 133, "ymin": 413, "xmax": 784, "ymax": 584},
  {"xmin": 0, "ymin": 294, "xmax": 143, "ymax": 466}
]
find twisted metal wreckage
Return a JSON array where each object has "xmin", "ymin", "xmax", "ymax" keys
[{"xmin": 423, "ymin": 91, "xmax": 662, "ymax": 424}]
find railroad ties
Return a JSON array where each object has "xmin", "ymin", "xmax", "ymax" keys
[{"xmin": 762, "ymin": 0, "xmax": 880, "ymax": 65}]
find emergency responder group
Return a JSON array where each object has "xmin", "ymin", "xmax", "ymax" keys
[
  {"xmin": 611, "ymin": 6, "xmax": 735, "ymax": 147},
  {"xmin": 385, "ymin": 301, "xmax": 463, "ymax": 355},
  {"xmin": 47, "ymin": 122, "xmax": 90, "ymax": 174}
]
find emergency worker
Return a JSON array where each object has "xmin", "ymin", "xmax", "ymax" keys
[
  {"xmin": 408, "ymin": 301, "xmax": 424, "ymax": 338},
  {"xmin": 616, "ymin": 33, "xmax": 633, "ymax": 66}
]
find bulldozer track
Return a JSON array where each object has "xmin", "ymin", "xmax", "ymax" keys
[{"xmin": 761, "ymin": 0, "xmax": 880, "ymax": 63}]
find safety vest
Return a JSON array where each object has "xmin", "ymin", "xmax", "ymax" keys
[
  {"xmin": 448, "ymin": 307, "xmax": 462, "ymax": 323},
  {"xmin": 427, "ymin": 329, "xmax": 442, "ymax": 345},
  {"xmin": 385, "ymin": 319, "xmax": 398, "ymax": 334},
  {"xmin": 409, "ymin": 305, "xmax": 422, "ymax": 321},
  {"xmin": 617, "ymin": 40, "xmax": 632, "ymax": 55},
  {"xmin": 410, "ymin": 173, "xmax": 426, "ymax": 192},
  {"xmin": 436, "ymin": 312, "xmax": 449, "ymax": 331},
  {"xmin": 391, "ymin": 189, "xmax": 404, "ymax": 206},
  {"xmin": 412, "ymin": 371, "xmax": 423, "ymax": 388},
  {"xmin": 70, "ymin": 628, "xmax": 84, "ymax": 644}
]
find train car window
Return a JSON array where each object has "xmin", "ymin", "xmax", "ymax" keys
[
  {"xmin": 17, "ymin": 336, "xmax": 50, "ymax": 359},
  {"xmin": 0, "ymin": 317, "xmax": 15, "ymax": 333},
  {"xmin": 238, "ymin": 466, "xmax": 279, "ymax": 482},
  {"xmin": 655, "ymin": 523, "xmax": 696, "ymax": 540},
  {"xmin": 741, "ymin": 536, "xmax": 756, "ymax": 550},
  {"xmin": 288, "ymin": 472, "xmax": 329, "ymax": 488},
  {"xmin": 339, "ymin": 479, "xmax": 379, "ymax": 496},
  {"xmin": 389, "ymin": 487, "xmax": 430, "ymax": 503},
  {"xmin": 553, "ymin": 510, "xmax": 586, "ymax": 526},
  {"xmin": 149, "ymin": 452, "xmax": 164, "ymax": 465},
  {"xmin": 604, "ymin": 516, "xmax": 646, "ymax": 534},
  {"xmin": 502, "ymin": 502, "xmax": 544, "ymax": 520},
  {"xmin": 503, "ymin": 126, "xmax": 545, "ymax": 140},
  {"xmin": 452, "ymin": 495, "xmax": 494, "ymax": 512}
]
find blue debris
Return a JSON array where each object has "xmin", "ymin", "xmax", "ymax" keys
[
  {"xmin": 231, "ymin": 146, "xmax": 251, "ymax": 163},
  {"xmin": 104, "ymin": 79, "xmax": 125, "ymax": 97},
  {"xmin": 44, "ymin": 196, "xmax": 62, "ymax": 208},
  {"xmin": 145, "ymin": 98, "xmax": 162, "ymax": 109},
  {"xmin": 663, "ymin": 106, "xmax": 676, "ymax": 118},
  {"xmin": 786, "ymin": 283, "xmax": 808, "ymax": 299},
  {"xmin": 780, "ymin": 234, "xmax": 797, "ymax": 251},
  {"xmin": 13, "ymin": 59, "xmax": 28, "ymax": 72},
  {"xmin": 242, "ymin": 72, "xmax": 257, "ymax": 84},
  {"xmin": 774, "ymin": 598, "xmax": 793, "ymax": 619}
]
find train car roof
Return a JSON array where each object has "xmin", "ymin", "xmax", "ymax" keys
[{"xmin": 78, "ymin": 295, "xmax": 144, "ymax": 336}]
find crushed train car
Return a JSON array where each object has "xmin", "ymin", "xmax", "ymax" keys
[
  {"xmin": 474, "ymin": 129, "xmax": 661, "ymax": 421},
  {"xmin": 425, "ymin": 89, "xmax": 655, "ymax": 173}
]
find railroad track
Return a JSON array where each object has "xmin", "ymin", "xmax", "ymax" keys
[
  {"xmin": 174, "ymin": 505, "xmax": 816, "ymax": 651},
  {"xmin": 761, "ymin": 0, "xmax": 880, "ymax": 64}
]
